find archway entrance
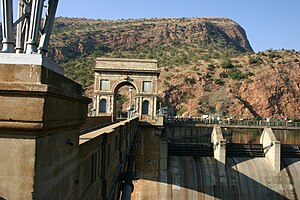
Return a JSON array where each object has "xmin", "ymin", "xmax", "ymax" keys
[
  {"xmin": 114, "ymin": 83, "xmax": 137, "ymax": 119},
  {"xmin": 93, "ymin": 58, "xmax": 160, "ymax": 122}
]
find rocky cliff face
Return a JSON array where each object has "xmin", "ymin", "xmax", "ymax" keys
[
  {"xmin": 158, "ymin": 50, "xmax": 300, "ymax": 119},
  {"xmin": 48, "ymin": 17, "xmax": 253, "ymax": 61},
  {"xmin": 234, "ymin": 60, "xmax": 300, "ymax": 118}
]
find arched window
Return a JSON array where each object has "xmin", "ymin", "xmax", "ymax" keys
[
  {"xmin": 99, "ymin": 99, "xmax": 107, "ymax": 113},
  {"xmin": 142, "ymin": 100, "xmax": 149, "ymax": 114}
]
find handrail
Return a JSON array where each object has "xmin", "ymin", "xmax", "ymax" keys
[{"xmin": 164, "ymin": 117, "xmax": 300, "ymax": 128}]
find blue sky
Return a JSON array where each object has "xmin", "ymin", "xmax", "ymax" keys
[{"xmin": 2, "ymin": 0, "xmax": 300, "ymax": 52}]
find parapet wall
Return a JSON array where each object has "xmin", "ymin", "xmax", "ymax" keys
[
  {"xmin": 80, "ymin": 116, "xmax": 112, "ymax": 133},
  {"xmin": 79, "ymin": 118, "xmax": 139, "ymax": 200},
  {"xmin": 0, "ymin": 56, "xmax": 141, "ymax": 200},
  {"xmin": 0, "ymin": 59, "xmax": 90, "ymax": 200}
]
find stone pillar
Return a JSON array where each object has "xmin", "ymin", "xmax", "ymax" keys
[
  {"xmin": 0, "ymin": 54, "xmax": 91, "ymax": 200},
  {"xmin": 112, "ymin": 94, "xmax": 118, "ymax": 121},
  {"xmin": 93, "ymin": 95, "xmax": 97, "ymax": 114},
  {"xmin": 1, "ymin": 0, "xmax": 14, "ymax": 52},
  {"xmin": 96, "ymin": 95, "xmax": 100, "ymax": 115},
  {"xmin": 153, "ymin": 96, "xmax": 157, "ymax": 120},
  {"xmin": 150, "ymin": 96, "xmax": 154, "ymax": 120},
  {"xmin": 109, "ymin": 95, "xmax": 113, "ymax": 115},
  {"xmin": 135, "ymin": 96, "xmax": 140, "ymax": 114},
  {"xmin": 134, "ymin": 97, "xmax": 137, "ymax": 112},
  {"xmin": 139, "ymin": 96, "xmax": 143, "ymax": 119}
]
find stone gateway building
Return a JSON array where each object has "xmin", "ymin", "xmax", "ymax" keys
[{"xmin": 93, "ymin": 58, "xmax": 160, "ymax": 121}]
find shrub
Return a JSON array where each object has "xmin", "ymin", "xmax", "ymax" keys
[
  {"xmin": 198, "ymin": 109, "xmax": 205, "ymax": 114},
  {"xmin": 165, "ymin": 75, "xmax": 171, "ymax": 80},
  {"xmin": 228, "ymin": 69, "xmax": 246, "ymax": 80},
  {"xmin": 184, "ymin": 77, "xmax": 196, "ymax": 84},
  {"xmin": 221, "ymin": 59, "xmax": 235, "ymax": 69},
  {"xmin": 248, "ymin": 56, "xmax": 263, "ymax": 64},
  {"xmin": 268, "ymin": 51, "xmax": 281, "ymax": 59},
  {"xmin": 191, "ymin": 66, "xmax": 198, "ymax": 71},
  {"xmin": 245, "ymin": 71, "xmax": 254, "ymax": 76},
  {"xmin": 177, "ymin": 107, "xmax": 187, "ymax": 116},
  {"xmin": 207, "ymin": 64, "xmax": 215, "ymax": 71},
  {"xmin": 219, "ymin": 71, "xmax": 228, "ymax": 78},
  {"xmin": 200, "ymin": 54, "xmax": 211, "ymax": 62},
  {"xmin": 214, "ymin": 79, "xmax": 225, "ymax": 85}
]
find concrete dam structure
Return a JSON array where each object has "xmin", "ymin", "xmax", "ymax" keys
[
  {"xmin": 134, "ymin": 156, "xmax": 300, "ymax": 199},
  {"xmin": 133, "ymin": 123, "xmax": 300, "ymax": 200},
  {"xmin": 0, "ymin": 53, "xmax": 299, "ymax": 199}
]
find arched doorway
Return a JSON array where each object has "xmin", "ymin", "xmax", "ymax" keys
[
  {"xmin": 99, "ymin": 99, "xmax": 107, "ymax": 113},
  {"xmin": 142, "ymin": 100, "xmax": 149, "ymax": 114},
  {"xmin": 113, "ymin": 82, "xmax": 137, "ymax": 120}
]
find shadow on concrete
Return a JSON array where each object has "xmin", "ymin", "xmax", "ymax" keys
[
  {"xmin": 136, "ymin": 155, "xmax": 292, "ymax": 199},
  {"xmin": 281, "ymin": 158, "xmax": 300, "ymax": 170},
  {"xmin": 226, "ymin": 156, "xmax": 254, "ymax": 166}
]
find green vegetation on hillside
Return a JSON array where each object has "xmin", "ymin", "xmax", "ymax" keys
[{"xmin": 49, "ymin": 17, "xmax": 253, "ymax": 87}]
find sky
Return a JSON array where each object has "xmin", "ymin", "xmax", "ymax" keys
[{"xmin": 1, "ymin": 0, "xmax": 300, "ymax": 52}]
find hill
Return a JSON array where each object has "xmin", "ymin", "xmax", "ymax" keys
[
  {"xmin": 2, "ymin": 17, "xmax": 300, "ymax": 119},
  {"xmin": 158, "ymin": 50, "xmax": 300, "ymax": 119},
  {"xmin": 48, "ymin": 17, "xmax": 300, "ymax": 119},
  {"xmin": 48, "ymin": 17, "xmax": 253, "ymax": 86}
]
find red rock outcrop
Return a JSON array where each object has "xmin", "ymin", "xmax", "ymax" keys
[{"xmin": 233, "ymin": 62, "xmax": 300, "ymax": 118}]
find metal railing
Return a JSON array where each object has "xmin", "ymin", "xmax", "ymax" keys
[{"xmin": 164, "ymin": 117, "xmax": 300, "ymax": 128}]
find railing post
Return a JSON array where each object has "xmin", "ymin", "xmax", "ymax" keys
[{"xmin": 1, "ymin": 0, "xmax": 14, "ymax": 52}]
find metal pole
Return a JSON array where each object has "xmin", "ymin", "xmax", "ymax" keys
[
  {"xmin": 16, "ymin": 0, "xmax": 24, "ymax": 53},
  {"xmin": 25, "ymin": 0, "xmax": 44, "ymax": 53},
  {"xmin": 23, "ymin": 0, "xmax": 31, "ymax": 52},
  {"xmin": 1, "ymin": 0, "xmax": 14, "ymax": 52},
  {"xmin": 38, "ymin": 0, "xmax": 59, "ymax": 55},
  {"xmin": 120, "ymin": 138, "xmax": 137, "ymax": 200}
]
